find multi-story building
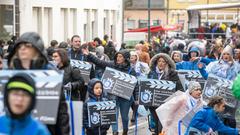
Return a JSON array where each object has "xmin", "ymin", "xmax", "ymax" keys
[{"xmin": 0, "ymin": 0, "xmax": 122, "ymax": 47}]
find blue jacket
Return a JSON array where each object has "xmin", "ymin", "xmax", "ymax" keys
[
  {"xmin": 185, "ymin": 107, "xmax": 238, "ymax": 135},
  {"xmin": 0, "ymin": 115, "xmax": 50, "ymax": 135},
  {"xmin": 176, "ymin": 57, "xmax": 213, "ymax": 70}
]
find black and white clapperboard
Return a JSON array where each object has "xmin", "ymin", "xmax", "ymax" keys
[
  {"xmin": 70, "ymin": 59, "xmax": 92, "ymax": 84},
  {"xmin": 178, "ymin": 70, "xmax": 206, "ymax": 91},
  {"xmin": 203, "ymin": 75, "xmax": 237, "ymax": 110},
  {"xmin": 0, "ymin": 70, "xmax": 63, "ymax": 124},
  {"xmin": 139, "ymin": 78, "xmax": 176, "ymax": 107},
  {"xmin": 87, "ymin": 101, "xmax": 117, "ymax": 127},
  {"xmin": 101, "ymin": 67, "xmax": 137, "ymax": 100}
]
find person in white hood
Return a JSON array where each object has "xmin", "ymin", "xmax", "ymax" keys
[{"xmin": 156, "ymin": 81, "xmax": 204, "ymax": 135}]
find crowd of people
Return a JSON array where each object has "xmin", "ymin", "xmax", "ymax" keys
[{"xmin": 0, "ymin": 29, "xmax": 240, "ymax": 135}]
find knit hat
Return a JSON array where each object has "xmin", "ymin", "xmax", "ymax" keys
[
  {"xmin": 4, "ymin": 73, "xmax": 36, "ymax": 119},
  {"xmin": 188, "ymin": 81, "xmax": 201, "ymax": 94}
]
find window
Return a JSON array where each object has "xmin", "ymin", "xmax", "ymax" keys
[
  {"xmin": 0, "ymin": 5, "xmax": 14, "ymax": 40},
  {"xmin": 153, "ymin": 20, "xmax": 160, "ymax": 26},
  {"xmin": 127, "ymin": 20, "xmax": 135, "ymax": 29},
  {"xmin": 139, "ymin": 20, "xmax": 148, "ymax": 28}
]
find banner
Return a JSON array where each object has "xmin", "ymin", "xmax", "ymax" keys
[
  {"xmin": 0, "ymin": 70, "xmax": 63, "ymax": 124},
  {"xmin": 70, "ymin": 59, "xmax": 92, "ymax": 84},
  {"xmin": 178, "ymin": 70, "xmax": 206, "ymax": 91},
  {"xmin": 101, "ymin": 67, "xmax": 137, "ymax": 100},
  {"xmin": 139, "ymin": 79, "xmax": 176, "ymax": 107},
  {"xmin": 203, "ymin": 75, "xmax": 237, "ymax": 109},
  {"xmin": 87, "ymin": 100, "xmax": 117, "ymax": 127}
]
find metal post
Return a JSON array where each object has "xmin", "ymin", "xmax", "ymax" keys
[
  {"xmin": 122, "ymin": 0, "xmax": 125, "ymax": 43},
  {"xmin": 166, "ymin": 0, "xmax": 169, "ymax": 25},
  {"xmin": 206, "ymin": 0, "xmax": 209, "ymax": 24},
  {"xmin": 148, "ymin": 0, "xmax": 151, "ymax": 43}
]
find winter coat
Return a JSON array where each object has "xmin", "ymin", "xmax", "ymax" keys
[
  {"xmin": 86, "ymin": 49, "xmax": 138, "ymax": 100},
  {"xmin": 199, "ymin": 60, "xmax": 240, "ymax": 80},
  {"xmin": 157, "ymin": 90, "xmax": 204, "ymax": 135},
  {"xmin": 83, "ymin": 79, "xmax": 110, "ymax": 135},
  {"xmin": 60, "ymin": 63, "xmax": 85, "ymax": 101},
  {"xmin": 6, "ymin": 32, "xmax": 69, "ymax": 135},
  {"xmin": 0, "ymin": 115, "xmax": 50, "ymax": 135},
  {"xmin": 185, "ymin": 107, "xmax": 238, "ymax": 135},
  {"xmin": 104, "ymin": 41, "xmax": 116, "ymax": 60},
  {"xmin": 148, "ymin": 53, "xmax": 183, "ymax": 92},
  {"xmin": 176, "ymin": 47, "xmax": 213, "ymax": 70},
  {"xmin": 139, "ymin": 45, "xmax": 150, "ymax": 64}
]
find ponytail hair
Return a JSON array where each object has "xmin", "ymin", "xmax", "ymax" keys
[{"xmin": 207, "ymin": 96, "xmax": 224, "ymax": 108}]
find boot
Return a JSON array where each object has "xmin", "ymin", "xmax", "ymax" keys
[
  {"xmin": 122, "ymin": 130, "xmax": 128, "ymax": 135},
  {"xmin": 113, "ymin": 132, "xmax": 118, "ymax": 135}
]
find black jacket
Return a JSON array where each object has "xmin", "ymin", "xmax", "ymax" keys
[
  {"xmin": 60, "ymin": 64, "xmax": 85, "ymax": 101},
  {"xmin": 86, "ymin": 49, "xmax": 138, "ymax": 100},
  {"xmin": 83, "ymin": 79, "xmax": 110, "ymax": 135}
]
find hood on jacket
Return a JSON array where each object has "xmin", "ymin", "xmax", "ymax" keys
[
  {"xmin": 150, "ymin": 53, "xmax": 176, "ymax": 70},
  {"xmin": 7, "ymin": 32, "xmax": 48, "ymax": 68},
  {"xmin": 4, "ymin": 73, "xmax": 36, "ymax": 119},
  {"xmin": 114, "ymin": 49, "xmax": 130, "ymax": 64},
  {"xmin": 130, "ymin": 51, "xmax": 139, "ymax": 61},
  {"xmin": 96, "ymin": 46, "xmax": 104, "ymax": 56},
  {"xmin": 87, "ymin": 78, "xmax": 103, "ymax": 100},
  {"xmin": 171, "ymin": 51, "xmax": 183, "ymax": 62},
  {"xmin": 188, "ymin": 47, "xmax": 200, "ymax": 58},
  {"xmin": 219, "ymin": 45, "xmax": 234, "ymax": 63}
]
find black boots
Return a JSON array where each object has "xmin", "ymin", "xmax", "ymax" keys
[{"xmin": 122, "ymin": 130, "xmax": 128, "ymax": 135}]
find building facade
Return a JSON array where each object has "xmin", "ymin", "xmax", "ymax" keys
[{"xmin": 0, "ymin": 0, "xmax": 123, "ymax": 47}]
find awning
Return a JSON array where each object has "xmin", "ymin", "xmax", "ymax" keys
[
  {"xmin": 186, "ymin": 2, "xmax": 240, "ymax": 10},
  {"xmin": 126, "ymin": 25, "xmax": 182, "ymax": 33}
]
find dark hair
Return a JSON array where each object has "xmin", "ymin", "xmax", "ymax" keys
[
  {"xmin": 53, "ymin": 49, "xmax": 70, "ymax": 67},
  {"xmin": 59, "ymin": 41, "xmax": 68, "ymax": 49},
  {"xmin": 94, "ymin": 37, "xmax": 102, "ymax": 45},
  {"xmin": 50, "ymin": 40, "xmax": 58, "ymax": 47},
  {"xmin": 71, "ymin": 35, "xmax": 80, "ymax": 42},
  {"xmin": 207, "ymin": 96, "xmax": 224, "ymax": 108},
  {"xmin": 103, "ymin": 35, "xmax": 109, "ymax": 41}
]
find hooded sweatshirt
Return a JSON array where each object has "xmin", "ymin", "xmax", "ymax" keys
[
  {"xmin": 82, "ymin": 79, "xmax": 110, "ymax": 135},
  {"xmin": 0, "ymin": 73, "xmax": 50, "ymax": 135}
]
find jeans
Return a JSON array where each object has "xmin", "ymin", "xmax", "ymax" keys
[{"xmin": 112, "ymin": 96, "xmax": 133, "ymax": 132}]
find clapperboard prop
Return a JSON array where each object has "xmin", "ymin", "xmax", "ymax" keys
[
  {"xmin": 178, "ymin": 70, "xmax": 206, "ymax": 91},
  {"xmin": 139, "ymin": 79, "xmax": 176, "ymax": 107},
  {"xmin": 0, "ymin": 70, "xmax": 63, "ymax": 124},
  {"xmin": 70, "ymin": 59, "xmax": 92, "ymax": 84},
  {"xmin": 2, "ymin": 59, "xmax": 8, "ymax": 69},
  {"xmin": 101, "ymin": 67, "xmax": 137, "ymax": 100},
  {"xmin": 87, "ymin": 101, "xmax": 117, "ymax": 127},
  {"xmin": 203, "ymin": 75, "xmax": 237, "ymax": 115}
]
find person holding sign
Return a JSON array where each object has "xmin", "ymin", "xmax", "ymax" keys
[
  {"xmin": 148, "ymin": 53, "xmax": 183, "ymax": 134},
  {"xmin": 82, "ymin": 48, "xmax": 137, "ymax": 135},
  {"xmin": 185, "ymin": 96, "xmax": 239, "ymax": 135},
  {"xmin": 6, "ymin": 32, "xmax": 69, "ymax": 135},
  {"xmin": 52, "ymin": 48, "xmax": 85, "ymax": 101},
  {"xmin": 83, "ymin": 78, "xmax": 110, "ymax": 135},
  {"xmin": 157, "ymin": 81, "xmax": 204, "ymax": 135},
  {"xmin": 0, "ymin": 73, "xmax": 50, "ymax": 135}
]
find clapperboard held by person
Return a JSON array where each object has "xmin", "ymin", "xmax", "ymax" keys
[
  {"xmin": 70, "ymin": 59, "xmax": 92, "ymax": 85},
  {"xmin": 203, "ymin": 75, "xmax": 237, "ymax": 116},
  {"xmin": 87, "ymin": 101, "xmax": 117, "ymax": 127},
  {"xmin": 101, "ymin": 67, "xmax": 137, "ymax": 100},
  {"xmin": 0, "ymin": 70, "xmax": 63, "ymax": 125},
  {"xmin": 178, "ymin": 70, "xmax": 206, "ymax": 91},
  {"xmin": 139, "ymin": 78, "xmax": 176, "ymax": 107}
]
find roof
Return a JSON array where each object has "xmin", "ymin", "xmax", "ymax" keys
[{"xmin": 186, "ymin": 2, "xmax": 240, "ymax": 10}]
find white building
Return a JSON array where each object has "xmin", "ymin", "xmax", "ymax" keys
[{"xmin": 0, "ymin": 0, "xmax": 123, "ymax": 47}]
